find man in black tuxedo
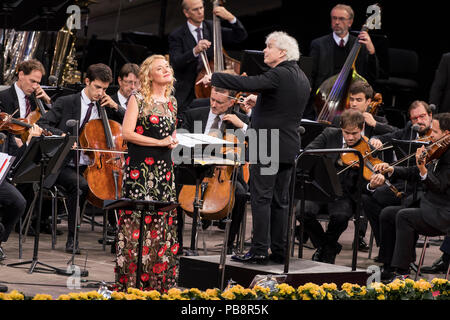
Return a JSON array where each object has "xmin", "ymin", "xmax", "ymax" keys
[
  {"xmin": 306, "ymin": 4, "xmax": 378, "ymax": 119},
  {"xmin": 0, "ymin": 59, "xmax": 52, "ymax": 117},
  {"xmin": 180, "ymin": 86, "xmax": 249, "ymax": 252},
  {"xmin": 168, "ymin": 0, "xmax": 247, "ymax": 115},
  {"xmin": 371, "ymin": 112, "xmax": 450, "ymax": 281},
  {"xmin": 110, "ymin": 63, "xmax": 140, "ymax": 123},
  {"xmin": 0, "ymin": 126, "xmax": 43, "ymax": 261},
  {"xmin": 429, "ymin": 52, "xmax": 450, "ymax": 114},
  {"xmin": 37, "ymin": 63, "xmax": 122, "ymax": 254},
  {"xmin": 299, "ymin": 109, "xmax": 386, "ymax": 264},
  {"xmin": 200, "ymin": 31, "xmax": 310, "ymax": 264},
  {"xmin": 362, "ymin": 101, "xmax": 434, "ymax": 248}
]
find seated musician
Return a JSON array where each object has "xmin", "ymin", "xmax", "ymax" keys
[
  {"xmin": 369, "ymin": 112, "xmax": 450, "ymax": 282},
  {"xmin": 333, "ymin": 81, "xmax": 397, "ymax": 137},
  {"xmin": 362, "ymin": 100, "xmax": 434, "ymax": 251},
  {"xmin": 0, "ymin": 126, "xmax": 43, "ymax": 261},
  {"xmin": 180, "ymin": 86, "xmax": 249, "ymax": 253},
  {"xmin": 37, "ymin": 63, "xmax": 122, "ymax": 254},
  {"xmin": 0, "ymin": 59, "xmax": 55, "ymax": 236},
  {"xmin": 297, "ymin": 109, "xmax": 385, "ymax": 264},
  {"xmin": 110, "ymin": 63, "xmax": 140, "ymax": 123}
]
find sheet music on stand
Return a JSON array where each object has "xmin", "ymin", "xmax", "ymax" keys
[
  {"xmin": 0, "ymin": 152, "xmax": 15, "ymax": 185},
  {"xmin": 177, "ymin": 133, "xmax": 235, "ymax": 148}
]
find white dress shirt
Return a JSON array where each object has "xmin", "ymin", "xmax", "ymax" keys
[{"xmin": 14, "ymin": 82, "xmax": 28, "ymax": 118}]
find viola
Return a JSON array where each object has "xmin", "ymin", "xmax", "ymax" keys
[
  {"xmin": 339, "ymin": 136, "xmax": 403, "ymax": 198},
  {"xmin": 417, "ymin": 132, "xmax": 450, "ymax": 165},
  {"xmin": 79, "ymin": 102, "xmax": 127, "ymax": 208},
  {"xmin": 365, "ymin": 92, "xmax": 383, "ymax": 115}
]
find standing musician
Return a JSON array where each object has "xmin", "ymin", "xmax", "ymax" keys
[
  {"xmin": 369, "ymin": 112, "xmax": 450, "ymax": 282},
  {"xmin": 180, "ymin": 86, "xmax": 249, "ymax": 253},
  {"xmin": 362, "ymin": 101, "xmax": 434, "ymax": 250},
  {"xmin": 305, "ymin": 4, "xmax": 378, "ymax": 119},
  {"xmin": 110, "ymin": 63, "xmax": 140, "ymax": 123},
  {"xmin": 37, "ymin": 63, "xmax": 121, "ymax": 254},
  {"xmin": 0, "ymin": 59, "xmax": 52, "ymax": 118},
  {"xmin": 168, "ymin": 0, "xmax": 247, "ymax": 115},
  {"xmin": 199, "ymin": 31, "xmax": 310, "ymax": 264},
  {"xmin": 298, "ymin": 109, "xmax": 386, "ymax": 264},
  {"xmin": 0, "ymin": 127, "xmax": 43, "ymax": 261}
]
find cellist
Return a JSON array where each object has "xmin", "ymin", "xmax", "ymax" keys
[
  {"xmin": 369, "ymin": 112, "xmax": 450, "ymax": 282},
  {"xmin": 37, "ymin": 63, "xmax": 122, "ymax": 254}
]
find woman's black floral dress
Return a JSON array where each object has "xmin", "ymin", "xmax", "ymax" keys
[{"xmin": 115, "ymin": 92, "xmax": 178, "ymax": 292}]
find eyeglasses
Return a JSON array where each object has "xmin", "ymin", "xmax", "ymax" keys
[
  {"xmin": 121, "ymin": 80, "xmax": 139, "ymax": 86},
  {"xmin": 410, "ymin": 113, "xmax": 428, "ymax": 122},
  {"xmin": 331, "ymin": 16, "xmax": 350, "ymax": 22}
]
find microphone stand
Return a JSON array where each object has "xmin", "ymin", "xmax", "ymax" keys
[{"xmin": 404, "ymin": 124, "xmax": 418, "ymax": 195}]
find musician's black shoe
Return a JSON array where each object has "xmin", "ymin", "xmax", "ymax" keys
[
  {"xmin": 201, "ymin": 220, "xmax": 211, "ymax": 230},
  {"xmin": 0, "ymin": 246, "xmax": 6, "ymax": 261},
  {"xmin": 321, "ymin": 243, "xmax": 342, "ymax": 264},
  {"xmin": 40, "ymin": 223, "xmax": 63, "ymax": 236},
  {"xmin": 231, "ymin": 251, "xmax": 269, "ymax": 265},
  {"xmin": 0, "ymin": 222, "xmax": 5, "ymax": 240},
  {"xmin": 352, "ymin": 236, "xmax": 370, "ymax": 252},
  {"xmin": 269, "ymin": 253, "xmax": 285, "ymax": 264},
  {"xmin": 98, "ymin": 237, "xmax": 115, "ymax": 245},
  {"xmin": 312, "ymin": 247, "xmax": 323, "ymax": 262},
  {"xmin": 65, "ymin": 237, "xmax": 80, "ymax": 254},
  {"xmin": 421, "ymin": 255, "xmax": 449, "ymax": 274}
]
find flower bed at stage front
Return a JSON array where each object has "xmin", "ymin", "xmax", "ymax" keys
[{"xmin": 0, "ymin": 278, "xmax": 449, "ymax": 300}]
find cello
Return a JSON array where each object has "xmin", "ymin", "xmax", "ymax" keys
[
  {"xmin": 79, "ymin": 101, "xmax": 127, "ymax": 208},
  {"xmin": 314, "ymin": 4, "xmax": 382, "ymax": 123},
  {"xmin": 194, "ymin": 0, "xmax": 241, "ymax": 99}
]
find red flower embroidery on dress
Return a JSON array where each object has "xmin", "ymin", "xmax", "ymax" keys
[
  {"xmin": 130, "ymin": 170, "xmax": 140, "ymax": 179},
  {"xmin": 150, "ymin": 115, "xmax": 159, "ymax": 124},
  {"xmin": 144, "ymin": 157, "xmax": 155, "ymax": 165},
  {"xmin": 142, "ymin": 246, "xmax": 149, "ymax": 255},
  {"xmin": 150, "ymin": 230, "xmax": 158, "ymax": 239},
  {"xmin": 168, "ymin": 216, "xmax": 173, "ymax": 226},
  {"xmin": 126, "ymin": 157, "xmax": 130, "ymax": 165},
  {"xmin": 132, "ymin": 229, "xmax": 140, "ymax": 240},
  {"xmin": 171, "ymin": 243, "xmax": 179, "ymax": 255},
  {"xmin": 158, "ymin": 244, "xmax": 167, "ymax": 257},
  {"xmin": 168, "ymin": 101, "xmax": 174, "ymax": 112},
  {"xmin": 144, "ymin": 215, "xmax": 152, "ymax": 224},
  {"xmin": 141, "ymin": 273, "xmax": 150, "ymax": 282},
  {"xmin": 129, "ymin": 263, "xmax": 137, "ymax": 273},
  {"xmin": 166, "ymin": 171, "xmax": 171, "ymax": 181},
  {"xmin": 135, "ymin": 126, "xmax": 144, "ymax": 134}
]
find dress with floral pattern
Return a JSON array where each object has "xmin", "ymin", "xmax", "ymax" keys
[{"xmin": 115, "ymin": 92, "xmax": 178, "ymax": 292}]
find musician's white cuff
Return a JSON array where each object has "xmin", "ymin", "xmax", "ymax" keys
[
  {"xmin": 193, "ymin": 48, "xmax": 199, "ymax": 57},
  {"xmin": 366, "ymin": 183, "xmax": 376, "ymax": 193},
  {"xmin": 230, "ymin": 17, "xmax": 237, "ymax": 24},
  {"xmin": 420, "ymin": 172, "xmax": 427, "ymax": 180},
  {"xmin": 242, "ymin": 123, "xmax": 248, "ymax": 133}
]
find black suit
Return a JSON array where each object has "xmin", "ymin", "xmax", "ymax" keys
[
  {"xmin": 211, "ymin": 60, "xmax": 310, "ymax": 258},
  {"xmin": 168, "ymin": 19, "xmax": 247, "ymax": 113},
  {"xmin": 180, "ymin": 106, "xmax": 249, "ymax": 248},
  {"xmin": 379, "ymin": 148, "xmax": 450, "ymax": 270},
  {"xmin": 110, "ymin": 91, "xmax": 127, "ymax": 124},
  {"xmin": 0, "ymin": 85, "xmax": 39, "ymax": 117},
  {"xmin": 299, "ymin": 127, "xmax": 364, "ymax": 259},
  {"xmin": 0, "ymin": 133, "xmax": 27, "ymax": 244},
  {"xmin": 429, "ymin": 52, "xmax": 450, "ymax": 113}
]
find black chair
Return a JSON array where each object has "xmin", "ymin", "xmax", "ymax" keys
[{"xmin": 375, "ymin": 48, "xmax": 419, "ymax": 108}]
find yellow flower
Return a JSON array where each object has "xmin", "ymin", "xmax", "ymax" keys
[
  {"xmin": 221, "ymin": 290, "xmax": 236, "ymax": 300},
  {"xmin": 111, "ymin": 291, "xmax": 126, "ymax": 300},
  {"xmin": 32, "ymin": 294, "xmax": 53, "ymax": 300},
  {"xmin": 326, "ymin": 292, "xmax": 333, "ymax": 300},
  {"xmin": 321, "ymin": 283, "xmax": 338, "ymax": 291},
  {"xmin": 145, "ymin": 290, "xmax": 161, "ymax": 300},
  {"xmin": 8, "ymin": 290, "xmax": 24, "ymax": 300},
  {"xmin": 57, "ymin": 295, "xmax": 71, "ymax": 300},
  {"xmin": 377, "ymin": 294, "xmax": 385, "ymax": 300},
  {"xmin": 205, "ymin": 288, "xmax": 219, "ymax": 298},
  {"xmin": 168, "ymin": 288, "xmax": 182, "ymax": 296}
]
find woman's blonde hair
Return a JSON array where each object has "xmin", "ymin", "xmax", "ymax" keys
[{"xmin": 139, "ymin": 54, "xmax": 175, "ymax": 102}]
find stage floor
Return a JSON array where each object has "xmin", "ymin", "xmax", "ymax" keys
[{"xmin": 0, "ymin": 205, "xmax": 445, "ymax": 297}]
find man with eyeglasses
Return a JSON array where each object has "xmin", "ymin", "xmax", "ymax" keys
[
  {"xmin": 305, "ymin": 4, "xmax": 379, "ymax": 119},
  {"xmin": 110, "ymin": 63, "xmax": 140, "ymax": 123}
]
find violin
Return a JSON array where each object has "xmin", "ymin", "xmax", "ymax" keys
[
  {"xmin": 417, "ymin": 132, "xmax": 450, "ymax": 165},
  {"xmin": 365, "ymin": 92, "xmax": 383, "ymax": 115},
  {"xmin": 79, "ymin": 101, "xmax": 127, "ymax": 208},
  {"xmin": 339, "ymin": 136, "xmax": 403, "ymax": 198},
  {"xmin": 0, "ymin": 111, "xmax": 52, "ymax": 142}
]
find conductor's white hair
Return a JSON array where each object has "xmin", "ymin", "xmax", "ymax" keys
[{"xmin": 266, "ymin": 31, "xmax": 300, "ymax": 61}]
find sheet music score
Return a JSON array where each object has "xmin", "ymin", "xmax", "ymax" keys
[
  {"xmin": 176, "ymin": 133, "xmax": 234, "ymax": 148},
  {"xmin": 0, "ymin": 152, "xmax": 15, "ymax": 185}
]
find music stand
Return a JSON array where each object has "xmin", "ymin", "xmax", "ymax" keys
[
  {"xmin": 285, "ymin": 148, "xmax": 364, "ymax": 273},
  {"xmin": 7, "ymin": 135, "xmax": 72, "ymax": 274},
  {"xmin": 391, "ymin": 138, "xmax": 429, "ymax": 167},
  {"xmin": 299, "ymin": 120, "xmax": 330, "ymax": 149},
  {"xmin": 104, "ymin": 199, "xmax": 178, "ymax": 289}
]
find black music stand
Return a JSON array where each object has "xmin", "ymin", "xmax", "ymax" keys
[
  {"xmin": 7, "ymin": 135, "xmax": 72, "ymax": 274},
  {"xmin": 391, "ymin": 138, "xmax": 429, "ymax": 167},
  {"xmin": 285, "ymin": 148, "xmax": 364, "ymax": 273},
  {"xmin": 104, "ymin": 199, "xmax": 178, "ymax": 289},
  {"xmin": 300, "ymin": 120, "xmax": 330, "ymax": 149}
]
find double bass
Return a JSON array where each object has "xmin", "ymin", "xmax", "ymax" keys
[
  {"xmin": 314, "ymin": 4, "xmax": 382, "ymax": 123},
  {"xmin": 79, "ymin": 102, "xmax": 127, "ymax": 208},
  {"xmin": 194, "ymin": 0, "xmax": 241, "ymax": 99}
]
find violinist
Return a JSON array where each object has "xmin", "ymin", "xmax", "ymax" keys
[
  {"xmin": 37, "ymin": 63, "xmax": 121, "ymax": 254},
  {"xmin": 297, "ymin": 109, "xmax": 386, "ymax": 264},
  {"xmin": 168, "ymin": 0, "xmax": 247, "ymax": 115},
  {"xmin": 369, "ymin": 112, "xmax": 450, "ymax": 282},
  {"xmin": 305, "ymin": 4, "xmax": 379, "ymax": 119},
  {"xmin": 180, "ymin": 86, "xmax": 249, "ymax": 252},
  {"xmin": 0, "ymin": 59, "xmax": 52, "ymax": 118},
  {"xmin": 110, "ymin": 63, "xmax": 140, "ymax": 123},
  {"xmin": 0, "ymin": 125, "xmax": 43, "ymax": 261}
]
